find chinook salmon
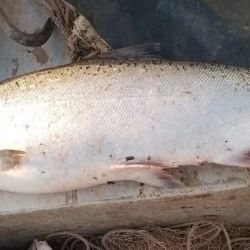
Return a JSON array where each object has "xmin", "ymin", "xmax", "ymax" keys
[{"xmin": 0, "ymin": 56, "xmax": 250, "ymax": 193}]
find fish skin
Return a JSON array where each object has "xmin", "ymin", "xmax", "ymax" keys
[{"xmin": 0, "ymin": 59, "xmax": 250, "ymax": 193}]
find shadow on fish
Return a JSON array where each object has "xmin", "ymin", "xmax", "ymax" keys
[{"xmin": 0, "ymin": 43, "xmax": 250, "ymax": 194}]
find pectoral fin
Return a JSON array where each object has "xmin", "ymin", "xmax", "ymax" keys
[{"xmin": 0, "ymin": 149, "xmax": 27, "ymax": 171}]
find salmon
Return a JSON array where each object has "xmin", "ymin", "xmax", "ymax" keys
[{"xmin": 0, "ymin": 58, "xmax": 250, "ymax": 193}]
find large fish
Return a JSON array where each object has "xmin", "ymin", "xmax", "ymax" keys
[{"xmin": 0, "ymin": 54, "xmax": 250, "ymax": 193}]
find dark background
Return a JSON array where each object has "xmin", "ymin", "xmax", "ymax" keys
[{"xmin": 68, "ymin": 0, "xmax": 250, "ymax": 67}]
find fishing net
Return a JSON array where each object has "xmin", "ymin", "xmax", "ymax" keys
[
  {"xmin": 43, "ymin": 218, "xmax": 250, "ymax": 250},
  {"xmin": 0, "ymin": 0, "xmax": 111, "ymax": 60},
  {"xmin": 35, "ymin": 0, "xmax": 111, "ymax": 60}
]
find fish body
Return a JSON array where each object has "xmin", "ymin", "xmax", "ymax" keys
[{"xmin": 0, "ymin": 59, "xmax": 250, "ymax": 193}]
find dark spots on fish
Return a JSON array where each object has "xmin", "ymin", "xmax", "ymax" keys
[
  {"xmin": 181, "ymin": 91, "xmax": 192, "ymax": 94},
  {"xmin": 126, "ymin": 156, "xmax": 135, "ymax": 161},
  {"xmin": 189, "ymin": 63, "xmax": 194, "ymax": 67},
  {"xmin": 133, "ymin": 62, "xmax": 137, "ymax": 67},
  {"xmin": 97, "ymin": 66, "xmax": 101, "ymax": 71},
  {"xmin": 182, "ymin": 65, "xmax": 187, "ymax": 71},
  {"xmin": 0, "ymin": 150, "xmax": 27, "ymax": 171},
  {"xmin": 118, "ymin": 68, "xmax": 122, "ymax": 73},
  {"xmin": 160, "ymin": 68, "xmax": 164, "ymax": 71},
  {"xmin": 225, "ymin": 65, "xmax": 230, "ymax": 69},
  {"xmin": 85, "ymin": 65, "xmax": 90, "ymax": 69},
  {"xmin": 139, "ymin": 182, "xmax": 145, "ymax": 187},
  {"xmin": 109, "ymin": 64, "xmax": 113, "ymax": 68},
  {"xmin": 47, "ymin": 70, "xmax": 52, "ymax": 74},
  {"xmin": 196, "ymin": 155, "xmax": 200, "ymax": 159},
  {"xmin": 168, "ymin": 62, "xmax": 173, "ymax": 66},
  {"xmin": 79, "ymin": 66, "xmax": 83, "ymax": 69},
  {"xmin": 15, "ymin": 81, "xmax": 20, "ymax": 87},
  {"xmin": 42, "ymin": 152, "xmax": 46, "ymax": 157},
  {"xmin": 227, "ymin": 148, "xmax": 233, "ymax": 151},
  {"xmin": 138, "ymin": 188, "xmax": 144, "ymax": 197},
  {"xmin": 41, "ymin": 171, "xmax": 46, "ymax": 174},
  {"xmin": 109, "ymin": 154, "xmax": 112, "ymax": 158},
  {"xmin": 92, "ymin": 177, "xmax": 98, "ymax": 180},
  {"xmin": 142, "ymin": 65, "xmax": 148, "ymax": 72},
  {"xmin": 25, "ymin": 124, "xmax": 29, "ymax": 130},
  {"xmin": 174, "ymin": 65, "xmax": 181, "ymax": 71},
  {"xmin": 147, "ymin": 156, "xmax": 151, "ymax": 161},
  {"xmin": 107, "ymin": 181, "xmax": 115, "ymax": 185},
  {"xmin": 225, "ymin": 140, "xmax": 228, "ymax": 143}
]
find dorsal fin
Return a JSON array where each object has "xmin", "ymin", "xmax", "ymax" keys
[{"xmin": 100, "ymin": 43, "xmax": 162, "ymax": 59}]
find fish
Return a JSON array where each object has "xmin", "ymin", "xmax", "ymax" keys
[{"xmin": 0, "ymin": 46, "xmax": 250, "ymax": 193}]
